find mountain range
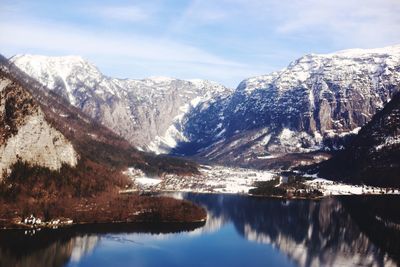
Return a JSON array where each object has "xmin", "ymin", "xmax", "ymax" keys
[
  {"xmin": 5, "ymin": 44, "xmax": 400, "ymax": 187},
  {"xmin": 10, "ymin": 55, "xmax": 231, "ymax": 154},
  {"xmin": 12, "ymin": 45, "xmax": 400, "ymax": 169},
  {"xmin": 172, "ymin": 45, "xmax": 400, "ymax": 167}
]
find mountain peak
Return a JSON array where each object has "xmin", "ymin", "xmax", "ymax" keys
[
  {"xmin": 316, "ymin": 44, "xmax": 400, "ymax": 58},
  {"xmin": 173, "ymin": 44, "xmax": 400, "ymax": 167},
  {"xmin": 238, "ymin": 44, "xmax": 400, "ymax": 94},
  {"xmin": 11, "ymin": 54, "xmax": 89, "ymax": 65},
  {"xmin": 10, "ymin": 54, "xmax": 100, "ymax": 77}
]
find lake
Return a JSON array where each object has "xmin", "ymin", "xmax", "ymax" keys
[{"xmin": 1, "ymin": 193, "xmax": 399, "ymax": 267}]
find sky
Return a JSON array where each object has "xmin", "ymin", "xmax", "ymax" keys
[{"xmin": 1, "ymin": 0, "xmax": 400, "ymax": 87}]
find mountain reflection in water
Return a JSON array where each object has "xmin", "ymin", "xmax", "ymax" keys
[
  {"xmin": 184, "ymin": 194, "xmax": 400, "ymax": 267},
  {"xmin": 0, "ymin": 195, "xmax": 399, "ymax": 267}
]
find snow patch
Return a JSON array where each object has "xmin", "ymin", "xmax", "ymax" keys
[
  {"xmin": 375, "ymin": 136, "xmax": 400, "ymax": 151},
  {"xmin": 305, "ymin": 178, "xmax": 400, "ymax": 196}
]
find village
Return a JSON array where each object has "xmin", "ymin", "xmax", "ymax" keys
[
  {"xmin": 18, "ymin": 214, "xmax": 74, "ymax": 230},
  {"xmin": 122, "ymin": 165, "xmax": 400, "ymax": 198}
]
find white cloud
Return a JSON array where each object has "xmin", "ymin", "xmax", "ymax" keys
[
  {"xmin": 0, "ymin": 17, "xmax": 256, "ymax": 87},
  {"xmin": 1, "ymin": 0, "xmax": 399, "ymax": 87},
  {"xmin": 86, "ymin": 5, "xmax": 151, "ymax": 22},
  {"xmin": 231, "ymin": 0, "xmax": 400, "ymax": 47},
  {"xmin": 0, "ymin": 18, "xmax": 243, "ymax": 67},
  {"xmin": 166, "ymin": 0, "xmax": 229, "ymax": 36}
]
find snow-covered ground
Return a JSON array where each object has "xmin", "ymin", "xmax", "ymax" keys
[
  {"xmin": 123, "ymin": 165, "xmax": 275, "ymax": 194},
  {"xmin": 122, "ymin": 168, "xmax": 162, "ymax": 190},
  {"xmin": 122, "ymin": 166, "xmax": 400, "ymax": 196},
  {"xmin": 161, "ymin": 165, "xmax": 275, "ymax": 194},
  {"xmin": 305, "ymin": 178, "xmax": 400, "ymax": 196}
]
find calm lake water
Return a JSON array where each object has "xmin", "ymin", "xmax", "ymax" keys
[{"xmin": 1, "ymin": 194, "xmax": 400, "ymax": 267}]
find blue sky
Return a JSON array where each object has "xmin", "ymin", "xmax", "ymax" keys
[{"xmin": 1, "ymin": 0, "xmax": 400, "ymax": 87}]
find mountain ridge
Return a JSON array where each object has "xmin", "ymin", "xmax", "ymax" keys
[
  {"xmin": 1, "ymin": 54, "xmax": 199, "ymax": 178},
  {"xmin": 10, "ymin": 54, "xmax": 232, "ymax": 154},
  {"xmin": 9, "ymin": 45, "xmax": 400, "ymax": 172}
]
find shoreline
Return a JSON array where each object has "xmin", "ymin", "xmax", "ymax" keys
[
  {"xmin": 0, "ymin": 218, "xmax": 207, "ymax": 231},
  {"xmin": 2, "ymin": 188, "xmax": 399, "ymax": 231},
  {"xmin": 133, "ymin": 188, "xmax": 400, "ymax": 199},
  {"xmin": 0, "ymin": 194, "xmax": 207, "ymax": 231}
]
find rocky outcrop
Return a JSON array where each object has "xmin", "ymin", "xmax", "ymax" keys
[
  {"xmin": 0, "ymin": 70, "xmax": 78, "ymax": 178},
  {"xmin": 10, "ymin": 55, "xmax": 231, "ymax": 153}
]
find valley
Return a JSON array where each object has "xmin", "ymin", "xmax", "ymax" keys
[
  {"xmin": 1, "ymin": 44, "xmax": 400, "ymax": 230},
  {"xmin": 0, "ymin": 43, "xmax": 399, "ymax": 267},
  {"xmin": 1, "ymin": 1, "xmax": 399, "ymax": 266}
]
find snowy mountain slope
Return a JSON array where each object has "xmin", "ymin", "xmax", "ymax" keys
[
  {"xmin": 172, "ymin": 44, "xmax": 400, "ymax": 167},
  {"xmin": 10, "ymin": 55, "xmax": 232, "ymax": 153}
]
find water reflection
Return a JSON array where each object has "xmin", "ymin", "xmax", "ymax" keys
[
  {"xmin": 0, "ymin": 195, "xmax": 399, "ymax": 267},
  {"xmin": 184, "ymin": 194, "xmax": 400, "ymax": 267},
  {"xmin": 0, "ymin": 222, "xmax": 204, "ymax": 267}
]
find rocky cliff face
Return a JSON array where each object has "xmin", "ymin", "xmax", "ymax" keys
[
  {"xmin": 0, "ymin": 65, "xmax": 78, "ymax": 178},
  {"xmin": 317, "ymin": 92, "xmax": 400, "ymax": 187},
  {"xmin": 172, "ymin": 45, "xmax": 400, "ymax": 167},
  {"xmin": 10, "ymin": 55, "xmax": 231, "ymax": 153}
]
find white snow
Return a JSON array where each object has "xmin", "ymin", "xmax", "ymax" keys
[
  {"xmin": 275, "ymin": 128, "xmax": 320, "ymax": 152},
  {"xmin": 215, "ymin": 128, "xmax": 226, "ymax": 138},
  {"xmin": 257, "ymin": 155, "xmax": 278, "ymax": 159},
  {"xmin": 123, "ymin": 166, "xmax": 399, "ymax": 197},
  {"xmin": 146, "ymin": 76, "xmax": 175, "ymax": 83},
  {"xmin": 149, "ymin": 165, "xmax": 276, "ymax": 194},
  {"xmin": 375, "ymin": 136, "xmax": 400, "ymax": 151},
  {"xmin": 319, "ymin": 44, "xmax": 400, "ymax": 58},
  {"xmin": 135, "ymin": 177, "xmax": 162, "ymax": 187},
  {"xmin": 190, "ymin": 96, "xmax": 203, "ymax": 107},
  {"xmin": 123, "ymin": 167, "xmax": 162, "ymax": 190},
  {"xmin": 258, "ymin": 134, "xmax": 272, "ymax": 146},
  {"xmin": 305, "ymin": 178, "xmax": 400, "ymax": 196},
  {"xmin": 237, "ymin": 44, "xmax": 400, "ymax": 100}
]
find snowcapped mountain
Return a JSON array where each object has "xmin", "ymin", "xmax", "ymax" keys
[
  {"xmin": 0, "ymin": 54, "xmax": 199, "ymax": 181},
  {"xmin": 172, "ymin": 45, "xmax": 400, "ymax": 167},
  {"xmin": 10, "ymin": 55, "xmax": 231, "ymax": 153},
  {"xmin": 10, "ymin": 45, "xmax": 400, "ymax": 169}
]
